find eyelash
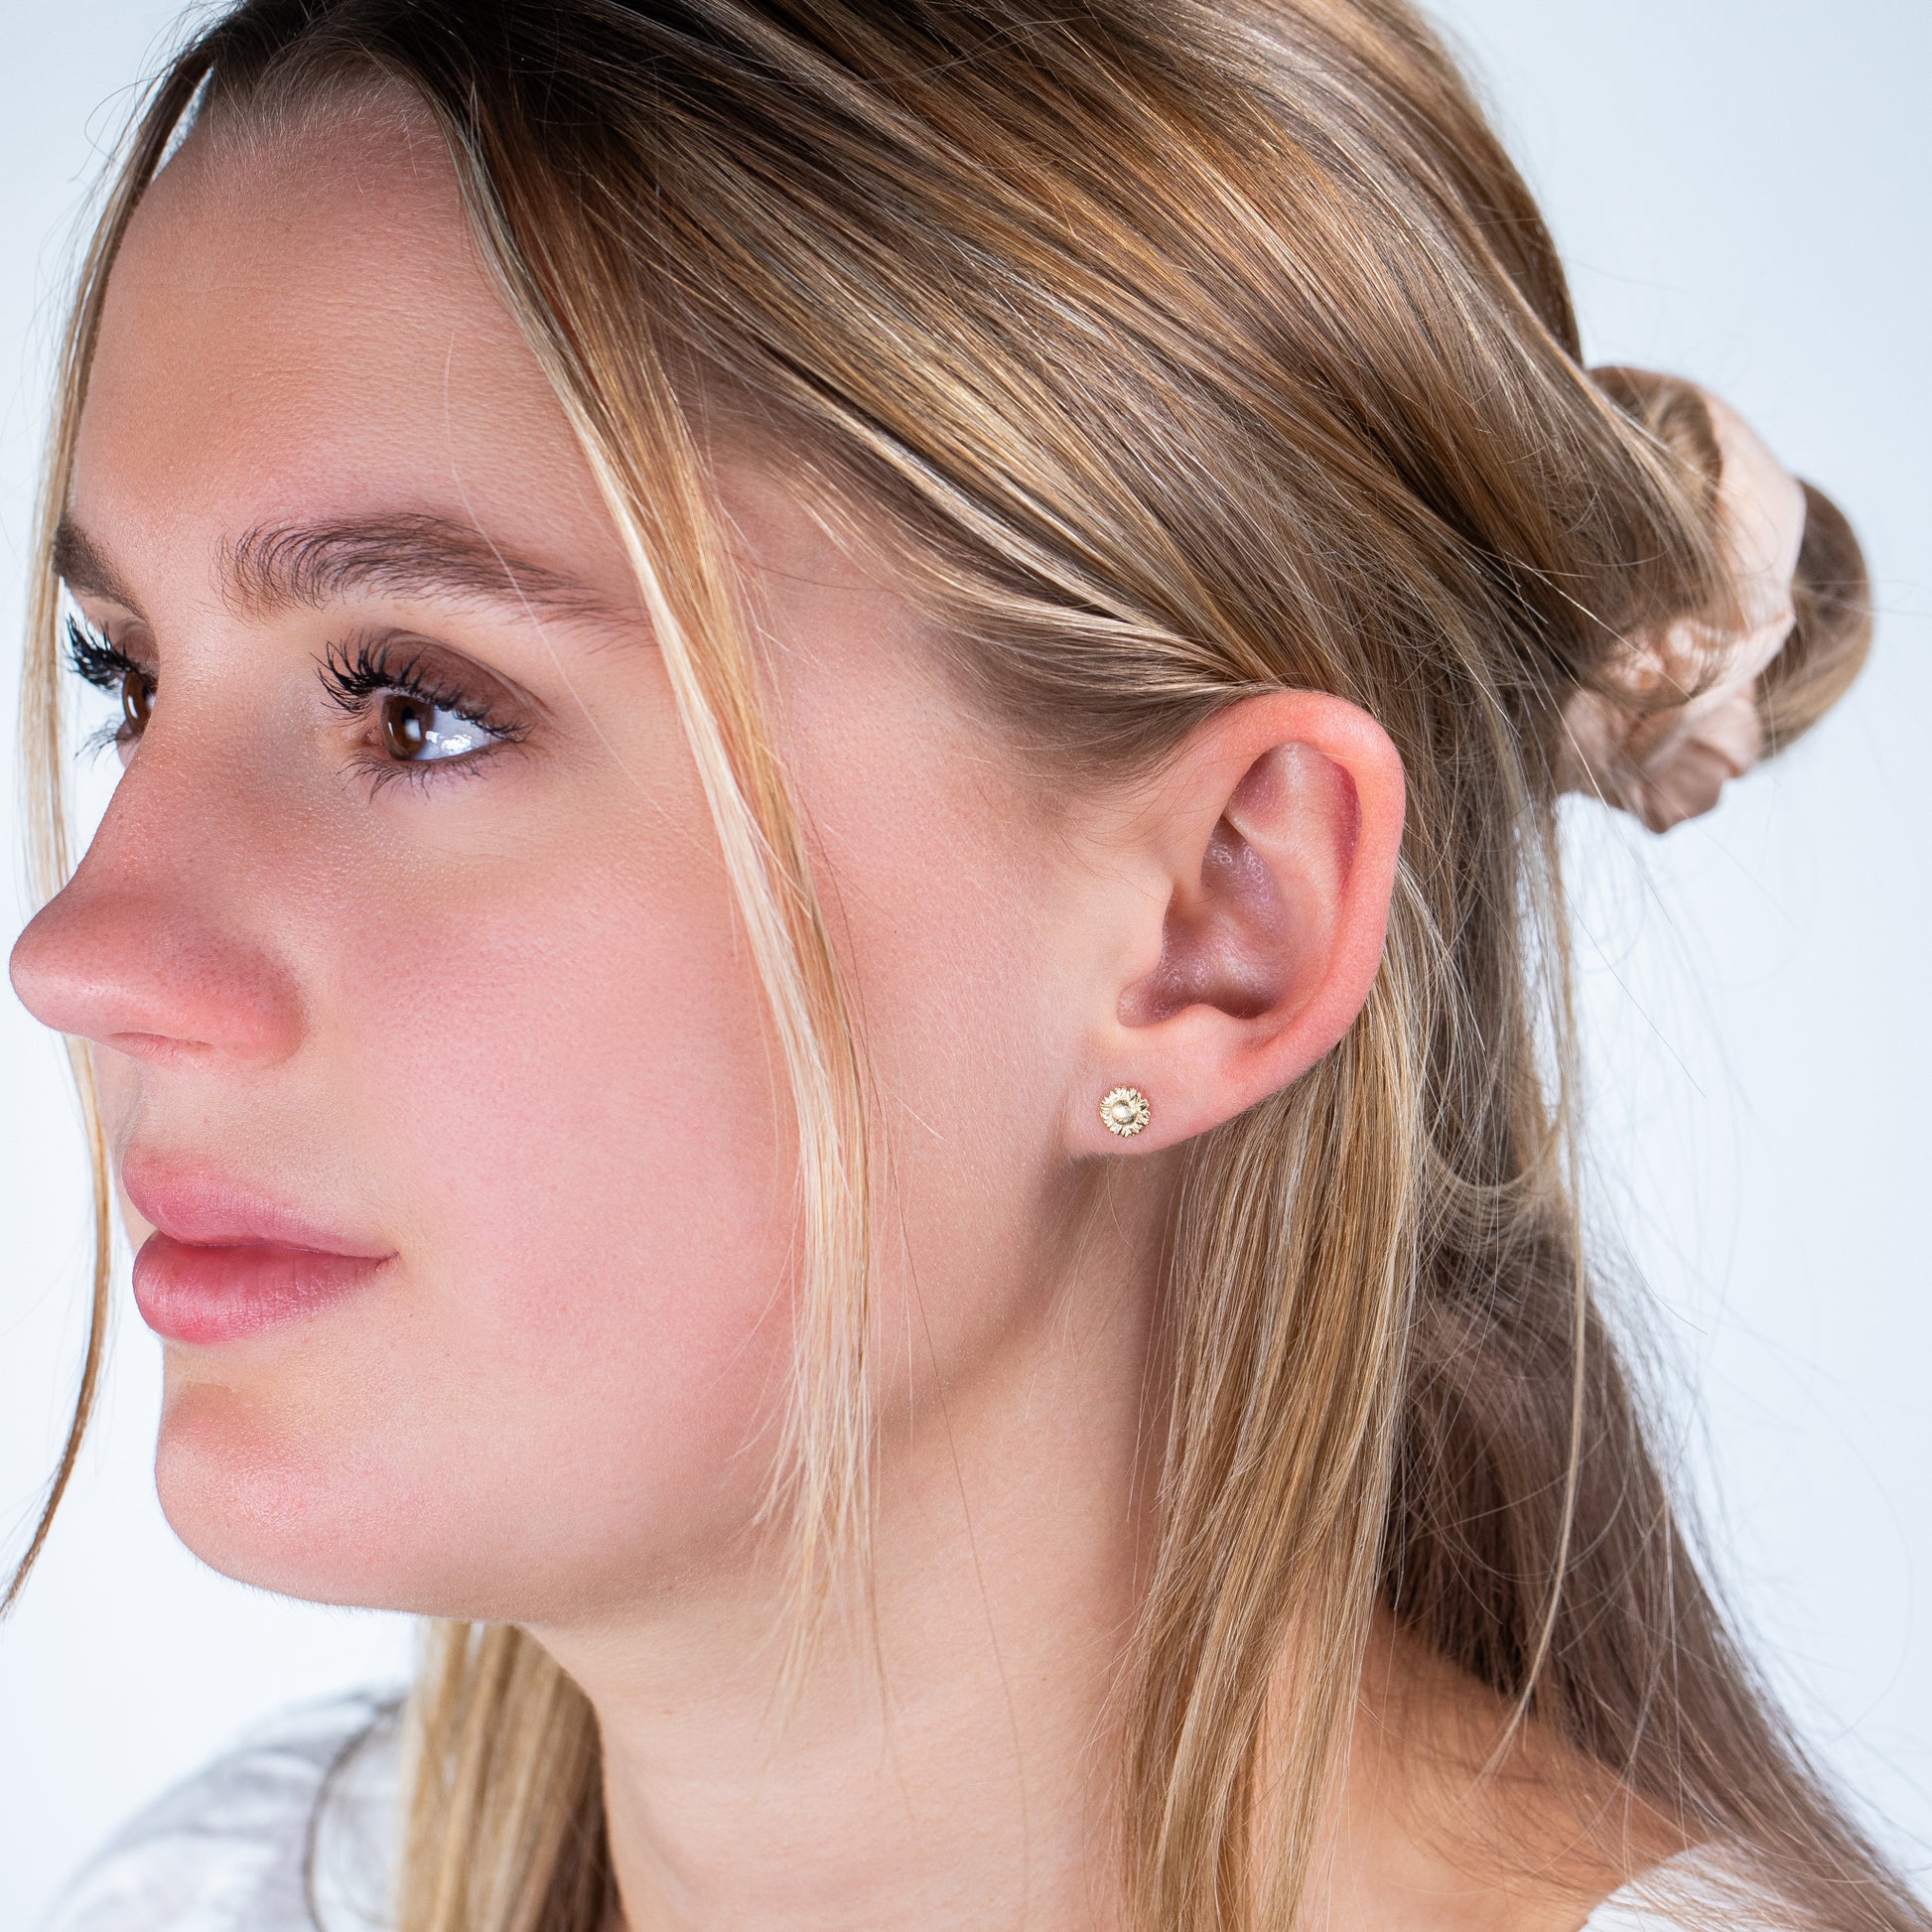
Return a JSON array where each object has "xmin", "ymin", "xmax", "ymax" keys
[
  {"xmin": 317, "ymin": 634, "xmax": 525, "ymax": 792},
  {"xmin": 62, "ymin": 616, "xmax": 525, "ymax": 792},
  {"xmin": 65, "ymin": 617, "xmax": 152, "ymax": 758},
  {"xmin": 66, "ymin": 615, "xmax": 136, "ymax": 687}
]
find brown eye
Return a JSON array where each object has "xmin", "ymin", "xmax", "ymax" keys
[
  {"xmin": 120, "ymin": 668, "xmax": 152, "ymax": 735},
  {"xmin": 374, "ymin": 690, "xmax": 492, "ymax": 764},
  {"xmin": 379, "ymin": 692, "xmax": 430, "ymax": 759}
]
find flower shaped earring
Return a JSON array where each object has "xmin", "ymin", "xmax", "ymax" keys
[{"xmin": 1100, "ymin": 1086, "xmax": 1152, "ymax": 1138}]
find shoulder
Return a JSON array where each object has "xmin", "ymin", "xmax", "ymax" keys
[
  {"xmin": 1585, "ymin": 1847, "xmax": 1800, "ymax": 1932},
  {"xmin": 38, "ymin": 1691, "xmax": 403, "ymax": 1932}
]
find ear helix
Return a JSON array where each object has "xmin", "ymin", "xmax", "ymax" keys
[{"xmin": 1100, "ymin": 1086, "xmax": 1152, "ymax": 1138}]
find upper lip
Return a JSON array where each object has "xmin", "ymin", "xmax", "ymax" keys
[{"xmin": 121, "ymin": 1152, "xmax": 393, "ymax": 1258}]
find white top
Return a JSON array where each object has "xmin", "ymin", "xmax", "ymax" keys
[
  {"xmin": 41, "ymin": 1696, "xmax": 402, "ymax": 1932},
  {"xmin": 39, "ymin": 1694, "xmax": 1783, "ymax": 1932}
]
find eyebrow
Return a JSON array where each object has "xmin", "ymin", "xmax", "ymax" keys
[{"xmin": 54, "ymin": 511, "xmax": 636, "ymax": 633}]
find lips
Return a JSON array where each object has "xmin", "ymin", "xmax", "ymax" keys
[
  {"xmin": 123, "ymin": 1158, "xmax": 393, "ymax": 1346},
  {"xmin": 131, "ymin": 1235, "xmax": 388, "ymax": 1344}
]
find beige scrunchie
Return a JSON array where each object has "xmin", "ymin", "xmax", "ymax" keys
[{"xmin": 1560, "ymin": 393, "xmax": 1808, "ymax": 833}]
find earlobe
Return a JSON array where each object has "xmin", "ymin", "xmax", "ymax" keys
[{"xmin": 1078, "ymin": 691, "xmax": 1403, "ymax": 1153}]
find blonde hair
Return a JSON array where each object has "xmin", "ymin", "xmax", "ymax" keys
[{"xmin": 11, "ymin": 3, "xmax": 1901, "ymax": 1930}]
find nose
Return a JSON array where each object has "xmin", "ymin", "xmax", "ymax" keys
[{"xmin": 10, "ymin": 766, "xmax": 303, "ymax": 1070}]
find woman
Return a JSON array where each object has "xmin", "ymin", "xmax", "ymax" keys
[{"xmin": 5, "ymin": 0, "xmax": 1910, "ymax": 1928}]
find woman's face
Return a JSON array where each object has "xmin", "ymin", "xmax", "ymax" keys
[{"xmin": 9, "ymin": 104, "xmax": 1130, "ymax": 1625}]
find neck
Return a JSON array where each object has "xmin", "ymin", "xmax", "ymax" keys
[
  {"xmin": 534, "ymin": 1177, "xmax": 1166, "ymax": 1932},
  {"xmin": 521, "ymin": 1172, "xmax": 1666, "ymax": 1932}
]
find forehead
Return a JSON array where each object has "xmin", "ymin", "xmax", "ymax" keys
[{"xmin": 71, "ymin": 97, "xmax": 617, "ymax": 591}]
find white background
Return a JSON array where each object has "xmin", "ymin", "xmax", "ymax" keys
[{"xmin": 1, "ymin": 0, "xmax": 1927, "ymax": 1923}]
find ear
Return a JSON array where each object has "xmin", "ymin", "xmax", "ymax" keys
[{"xmin": 1065, "ymin": 690, "xmax": 1404, "ymax": 1153}]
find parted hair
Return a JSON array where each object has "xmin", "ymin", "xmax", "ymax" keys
[{"xmin": 13, "ymin": 2, "xmax": 1897, "ymax": 1930}]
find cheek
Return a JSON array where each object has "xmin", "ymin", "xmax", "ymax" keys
[
  {"xmin": 782, "ymin": 728, "xmax": 1084, "ymax": 1418},
  {"xmin": 158, "ymin": 787, "xmax": 799, "ymax": 1621}
]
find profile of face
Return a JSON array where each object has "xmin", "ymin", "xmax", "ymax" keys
[{"xmin": 9, "ymin": 98, "xmax": 1399, "ymax": 1634}]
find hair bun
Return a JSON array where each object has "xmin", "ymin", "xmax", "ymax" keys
[{"xmin": 1561, "ymin": 368, "xmax": 1870, "ymax": 833}]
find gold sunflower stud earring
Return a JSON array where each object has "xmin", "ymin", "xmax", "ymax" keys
[{"xmin": 1100, "ymin": 1086, "xmax": 1152, "ymax": 1138}]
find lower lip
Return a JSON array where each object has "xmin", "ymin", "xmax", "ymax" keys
[{"xmin": 132, "ymin": 1232, "xmax": 387, "ymax": 1344}]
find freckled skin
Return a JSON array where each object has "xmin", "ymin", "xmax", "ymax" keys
[
  {"xmin": 15, "ymin": 106, "xmax": 1093, "ymax": 1624},
  {"xmin": 10, "ymin": 96, "xmax": 1644, "ymax": 1932}
]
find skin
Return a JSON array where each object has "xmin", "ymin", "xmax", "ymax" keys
[{"xmin": 10, "ymin": 98, "xmax": 1673, "ymax": 1932}]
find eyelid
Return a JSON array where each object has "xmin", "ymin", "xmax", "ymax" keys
[
  {"xmin": 63, "ymin": 580, "xmax": 152, "ymax": 641},
  {"xmin": 64, "ymin": 613, "xmax": 154, "ymax": 691},
  {"xmin": 318, "ymin": 628, "xmax": 541, "ymax": 726}
]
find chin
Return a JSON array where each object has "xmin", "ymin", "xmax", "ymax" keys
[
  {"xmin": 152, "ymin": 1371, "xmax": 749, "ymax": 1625},
  {"xmin": 154, "ymin": 1375, "xmax": 468, "ymax": 1614},
  {"xmin": 155, "ymin": 1379, "xmax": 389, "ymax": 1606}
]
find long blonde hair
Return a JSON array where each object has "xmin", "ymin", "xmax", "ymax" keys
[{"xmin": 12, "ymin": 2, "xmax": 1899, "ymax": 1929}]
